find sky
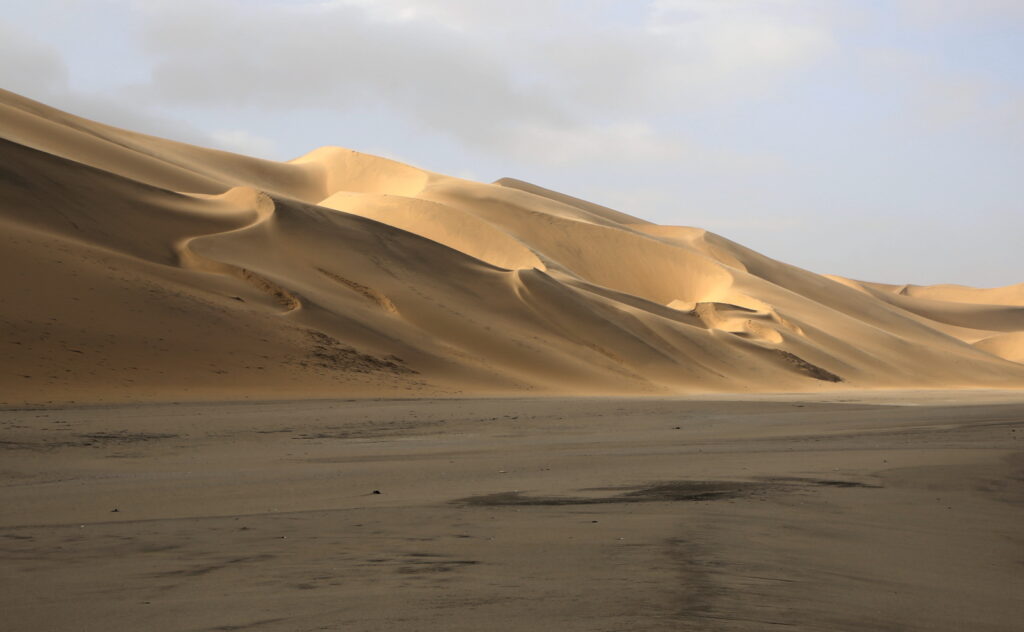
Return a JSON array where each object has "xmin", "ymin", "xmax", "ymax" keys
[{"xmin": 2, "ymin": 0, "xmax": 1022, "ymax": 286}]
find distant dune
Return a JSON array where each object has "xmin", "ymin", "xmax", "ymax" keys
[{"xmin": 1, "ymin": 89, "xmax": 1022, "ymax": 404}]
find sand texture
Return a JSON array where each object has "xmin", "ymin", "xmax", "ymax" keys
[
  {"xmin": 1, "ymin": 394, "xmax": 1022, "ymax": 631},
  {"xmin": 1, "ymin": 88, "xmax": 1023, "ymax": 404}
]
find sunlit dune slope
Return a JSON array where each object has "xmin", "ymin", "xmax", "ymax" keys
[{"xmin": 1, "ymin": 89, "xmax": 1022, "ymax": 404}]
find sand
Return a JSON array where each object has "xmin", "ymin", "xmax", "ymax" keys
[
  {"xmin": 1, "ymin": 88, "xmax": 1024, "ymax": 630},
  {"xmin": 1, "ymin": 393, "xmax": 1022, "ymax": 631},
  {"xmin": 1, "ymin": 88, "xmax": 1022, "ymax": 406}
]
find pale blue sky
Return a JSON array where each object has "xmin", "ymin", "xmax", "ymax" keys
[{"xmin": 2, "ymin": 0, "xmax": 1022, "ymax": 286}]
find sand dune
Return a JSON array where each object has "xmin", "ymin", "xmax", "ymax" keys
[
  {"xmin": 868, "ymin": 280, "xmax": 1024, "ymax": 307},
  {"xmin": 973, "ymin": 332, "xmax": 1024, "ymax": 363},
  {"xmin": 1, "ymin": 89, "xmax": 1022, "ymax": 404}
]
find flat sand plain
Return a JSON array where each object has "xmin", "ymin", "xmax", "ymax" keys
[{"xmin": 2, "ymin": 392, "xmax": 1022, "ymax": 631}]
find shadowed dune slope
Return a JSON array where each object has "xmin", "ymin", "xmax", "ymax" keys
[{"xmin": 1, "ymin": 89, "xmax": 1022, "ymax": 403}]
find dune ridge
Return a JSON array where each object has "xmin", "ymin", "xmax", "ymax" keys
[{"xmin": 1, "ymin": 88, "xmax": 1022, "ymax": 404}]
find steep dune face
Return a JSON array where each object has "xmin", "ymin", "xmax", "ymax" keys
[{"xmin": 1, "ymin": 90, "xmax": 1022, "ymax": 403}]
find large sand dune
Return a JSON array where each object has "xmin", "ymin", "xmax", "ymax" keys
[{"xmin": 1, "ymin": 89, "xmax": 1022, "ymax": 404}]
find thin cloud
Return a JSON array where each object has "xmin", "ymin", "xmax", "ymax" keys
[
  {"xmin": 124, "ymin": 0, "xmax": 826, "ymax": 164},
  {"xmin": 0, "ymin": 22, "xmax": 69, "ymax": 98},
  {"xmin": 209, "ymin": 129, "xmax": 277, "ymax": 158}
]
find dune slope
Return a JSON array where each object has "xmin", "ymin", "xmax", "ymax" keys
[{"xmin": 1, "ymin": 89, "xmax": 1022, "ymax": 403}]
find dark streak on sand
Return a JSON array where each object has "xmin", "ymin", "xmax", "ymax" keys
[{"xmin": 455, "ymin": 478, "xmax": 878, "ymax": 506}]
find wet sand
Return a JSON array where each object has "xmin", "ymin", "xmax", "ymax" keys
[{"xmin": 2, "ymin": 393, "xmax": 1022, "ymax": 631}]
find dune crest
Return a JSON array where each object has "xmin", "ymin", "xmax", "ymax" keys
[{"xmin": 1, "ymin": 89, "xmax": 1022, "ymax": 404}]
